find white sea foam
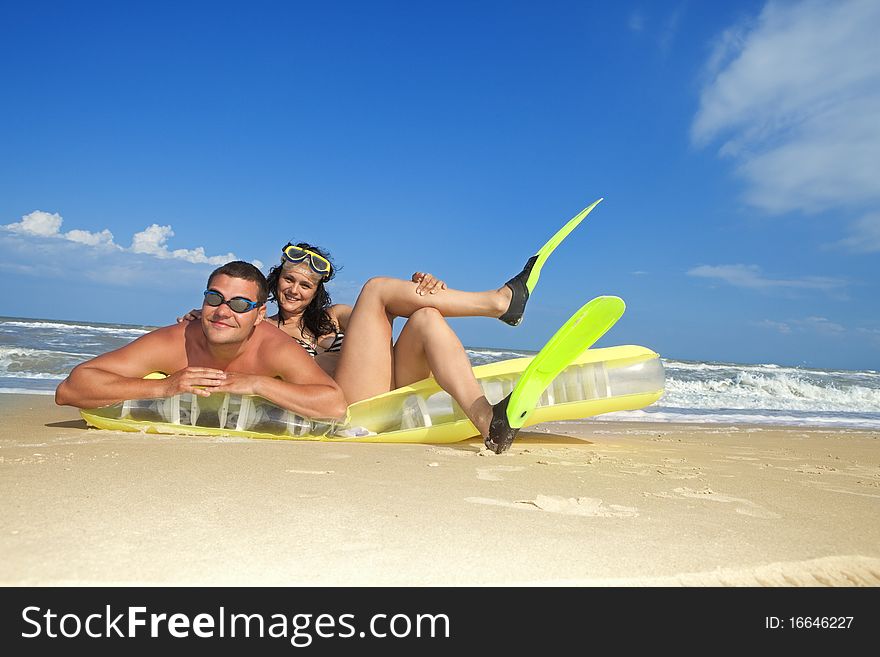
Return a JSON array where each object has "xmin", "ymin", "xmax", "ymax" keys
[
  {"xmin": 0, "ymin": 346, "xmax": 90, "ymax": 378},
  {"xmin": 466, "ymin": 348, "xmax": 534, "ymax": 366},
  {"xmin": 0, "ymin": 319, "xmax": 150, "ymax": 337},
  {"xmin": 0, "ymin": 346, "xmax": 92, "ymax": 359},
  {"xmin": 472, "ymin": 350, "xmax": 880, "ymax": 429},
  {"xmin": 466, "ymin": 348, "xmax": 533, "ymax": 358},
  {"xmin": 0, "ymin": 372, "xmax": 63, "ymax": 380},
  {"xmin": 663, "ymin": 358, "xmax": 880, "ymax": 380},
  {"xmin": 593, "ymin": 408, "xmax": 880, "ymax": 430},
  {"xmin": 0, "ymin": 388, "xmax": 55, "ymax": 395},
  {"xmin": 662, "ymin": 371, "xmax": 880, "ymax": 413}
]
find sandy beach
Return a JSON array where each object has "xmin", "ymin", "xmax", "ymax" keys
[{"xmin": 1, "ymin": 392, "xmax": 878, "ymax": 587}]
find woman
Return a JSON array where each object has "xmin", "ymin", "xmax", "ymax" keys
[{"xmin": 183, "ymin": 241, "xmax": 536, "ymax": 452}]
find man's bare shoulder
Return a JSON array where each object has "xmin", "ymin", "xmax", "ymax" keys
[
  {"xmin": 69, "ymin": 321, "xmax": 189, "ymax": 379},
  {"xmin": 253, "ymin": 321, "xmax": 294, "ymax": 346},
  {"xmin": 252, "ymin": 322, "xmax": 314, "ymax": 364},
  {"xmin": 121, "ymin": 323, "xmax": 193, "ymax": 366},
  {"xmin": 138, "ymin": 322, "xmax": 189, "ymax": 344}
]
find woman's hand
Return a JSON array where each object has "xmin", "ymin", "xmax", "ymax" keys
[
  {"xmin": 412, "ymin": 272, "xmax": 447, "ymax": 296},
  {"xmin": 176, "ymin": 308, "xmax": 202, "ymax": 323}
]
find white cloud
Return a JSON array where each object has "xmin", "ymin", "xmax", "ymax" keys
[
  {"xmin": 628, "ymin": 10, "xmax": 645, "ymax": 33},
  {"xmin": 835, "ymin": 212, "xmax": 880, "ymax": 253},
  {"xmin": 0, "ymin": 261, "xmax": 41, "ymax": 276},
  {"xmin": 658, "ymin": 5, "xmax": 684, "ymax": 55},
  {"xmin": 4, "ymin": 210, "xmax": 116, "ymax": 246},
  {"xmin": 5, "ymin": 210, "xmax": 63, "ymax": 236},
  {"xmin": 130, "ymin": 224, "xmax": 237, "ymax": 265},
  {"xmin": 855, "ymin": 326, "xmax": 880, "ymax": 347},
  {"xmin": 627, "ymin": 6, "xmax": 684, "ymax": 53},
  {"xmin": 688, "ymin": 264, "xmax": 846, "ymax": 293},
  {"xmin": 692, "ymin": 0, "xmax": 880, "ymax": 216},
  {"xmin": 797, "ymin": 316, "xmax": 846, "ymax": 335},
  {"xmin": 65, "ymin": 228, "xmax": 116, "ymax": 246},
  {"xmin": 130, "ymin": 223, "xmax": 173, "ymax": 255},
  {"xmin": 2, "ymin": 210, "xmax": 255, "ymax": 266},
  {"xmin": 756, "ymin": 316, "xmax": 846, "ymax": 336},
  {"xmin": 754, "ymin": 319, "xmax": 792, "ymax": 334},
  {"xmin": 129, "ymin": 224, "xmax": 237, "ymax": 265}
]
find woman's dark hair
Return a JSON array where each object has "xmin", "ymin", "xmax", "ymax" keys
[{"xmin": 266, "ymin": 242, "xmax": 338, "ymax": 340}]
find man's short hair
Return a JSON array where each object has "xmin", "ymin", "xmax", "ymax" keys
[{"xmin": 207, "ymin": 261, "xmax": 269, "ymax": 304}]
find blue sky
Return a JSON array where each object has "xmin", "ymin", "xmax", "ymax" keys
[{"xmin": 1, "ymin": 0, "xmax": 878, "ymax": 370}]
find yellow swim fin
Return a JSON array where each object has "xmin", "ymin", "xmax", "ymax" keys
[
  {"xmin": 486, "ymin": 294, "xmax": 625, "ymax": 453},
  {"xmin": 499, "ymin": 198, "xmax": 604, "ymax": 326}
]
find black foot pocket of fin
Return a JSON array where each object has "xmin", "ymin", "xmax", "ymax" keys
[
  {"xmin": 498, "ymin": 255, "xmax": 538, "ymax": 327},
  {"xmin": 484, "ymin": 393, "xmax": 519, "ymax": 454}
]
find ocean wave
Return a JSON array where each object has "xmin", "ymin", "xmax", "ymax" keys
[
  {"xmin": 0, "ymin": 319, "xmax": 151, "ymax": 337},
  {"xmin": 0, "ymin": 346, "xmax": 90, "ymax": 377},
  {"xmin": 591, "ymin": 408, "xmax": 880, "ymax": 430},
  {"xmin": 2, "ymin": 318, "xmax": 880, "ymax": 427},
  {"xmin": 664, "ymin": 360, "xmax": 808, "ymax": 379},
  {"xmin": 0, "ymin": 372, "xmax": 64, "ymax": 380},
  {"xmin": 466, "ymin": 348, "xmax": 534, "ymax": 365},
  {"xmin": 662, "ymin": 370, "xmax": 880, "ymax": 413},
  {"xmin": 663, "ymin": 358, "xmax": 880, "ymax": 380},
  {"xmin": 0, "ymin": 388, "xmax": 55, "ymax": 396}
]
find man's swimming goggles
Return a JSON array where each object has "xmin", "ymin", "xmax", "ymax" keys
[
  {"xmin": 282, "ymin": 244, "xmax": 332, "ymax": 278},
  {"xmin": 203, "ymin": 290, "xmax": 263, "ymax": 313}
]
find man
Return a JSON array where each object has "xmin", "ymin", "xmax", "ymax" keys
[{"xmin": 55, "ymin": 261, "xmax": 348, "ymax": 420}]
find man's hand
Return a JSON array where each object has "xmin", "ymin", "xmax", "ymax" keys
[
  {"xmin": 163, "ymin": 367, "xmax": 227, "ymax": 397},
  {"xmin": 211, "ymin": 371, "xmax": 262, "ymax": 396}
]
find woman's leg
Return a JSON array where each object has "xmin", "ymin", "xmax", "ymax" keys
[
  {"xmin": 392, "ymin": 308, "xmax": 492, "ymax": 437},
  {"xmin": 334, "ymin": 280, "xmax": 516, "ymax": 446},
  {"xmin": 363, "ymin": 276, "xmax": 511, "ymax": 319},
  {"xmin": 334, "ymin": 276, "xmax": 509, "ymax": 404}
]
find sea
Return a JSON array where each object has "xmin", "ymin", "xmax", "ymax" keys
[{"xmin": 2, "ymin": 315, "xmax": 879, "ymax": 431}]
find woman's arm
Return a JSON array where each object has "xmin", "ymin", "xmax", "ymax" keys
[
  {"xmin": 411, "ymin": 272, "xmax": 447, "ymax": 295},
  {"xmin": 327, "ymin": 304, "xmax": 354, "ymax": 333},
  {"xmin": 176, "ymin": 308, "xmax": 201, "ymax": 323}
]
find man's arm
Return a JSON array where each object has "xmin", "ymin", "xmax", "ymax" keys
[
  {"xmin": 55, "ymin": 324, "xmax": 224, "ymax": 409},
  {"xmin": 213, "ymin": 327, "xmax": 348, "ymax": 420}
]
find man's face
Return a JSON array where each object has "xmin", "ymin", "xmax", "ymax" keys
[{"xmin": 200, "ymin": 274, "xmax": 265, "ymax": 346}]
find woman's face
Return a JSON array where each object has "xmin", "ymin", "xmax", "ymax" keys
[{"xmin": 276, "ymin": 262, "xmax": 323, "ymax": 316}]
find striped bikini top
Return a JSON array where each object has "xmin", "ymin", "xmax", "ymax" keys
[{"xmin": 294, "ymin": 331, "xmax": 345, "ymax": 358}]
